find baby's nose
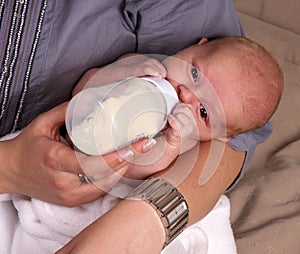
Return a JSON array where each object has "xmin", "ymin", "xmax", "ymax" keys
[{"xmin": 178, "ymin": 85, "xmax": 198, "ymax": 104}]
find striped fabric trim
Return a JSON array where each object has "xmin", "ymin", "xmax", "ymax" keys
[
  {"xmin": 0, "ymin": 0, "xmax": 5, "ymax": 29},
  {"xmin": 0, "ymin": 0, "xmax": 27, "ymax": 121},
  {"xmin": 0, "ymin": 0, "xmax": 48, "ymax": 133},
  {"xmin": 13, "ymin": 0, "xmax": 47, "ymax": 131}
]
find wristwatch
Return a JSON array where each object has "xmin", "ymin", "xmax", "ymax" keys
[{"xmin": 126, "ymin": 178, "xmax": 189, "ymax": 247}]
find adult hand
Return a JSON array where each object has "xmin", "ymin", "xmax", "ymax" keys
[{"xmin": 0, "ymin": 103, "xmax": 152, "ymax": 206}]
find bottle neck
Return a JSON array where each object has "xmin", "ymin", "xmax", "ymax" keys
[{"xmin": 141, "ymin": 77, "xmax": 179, "ymax": 115}]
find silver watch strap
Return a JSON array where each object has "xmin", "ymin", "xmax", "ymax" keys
[{"xmin": 126, "ymin": 178, "xmax": 189, "ymax": 247}]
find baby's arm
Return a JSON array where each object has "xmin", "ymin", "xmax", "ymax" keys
[
  {"xmin": 72, "ymin": 54, "xmax": 167, "ymax": 95},
  {"xmin": 125, "ymin": 103, "xmax": 199, "ymax": 179}
]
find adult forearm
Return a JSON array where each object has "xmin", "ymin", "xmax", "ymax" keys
[
  {"xmin": 57, "ymin": 198, "xmax": 165, "ymax": 254},
  {"xmin": 160, "ymin": 141, "xmax": 245, "ymax": 225},
  {"xmin": 0, "ymin": 140, "xmax": 14, "ymax": 193},
  {"xmin": 59, "ymin": 141, "xmax": 244, "ymax": 253}
]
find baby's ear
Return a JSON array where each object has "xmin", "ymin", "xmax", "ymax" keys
[{"xmin": 197, "ymin": 38, "xmax": 208, "ymax": 45}]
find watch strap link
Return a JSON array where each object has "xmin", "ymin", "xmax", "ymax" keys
[{"xmin": 126, "ymin": 178, "xmax": 189, "ymax": 246}]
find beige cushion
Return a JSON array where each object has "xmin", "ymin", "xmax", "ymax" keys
[
  {"xmin": 234, "ymin": 0, "xmax": 300, "ymax": 35},
  {"xmin": 228, "ymin": 2, "xmax": 300, "ymax": 254}
]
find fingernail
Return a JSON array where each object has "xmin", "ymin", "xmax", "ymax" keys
[
  {"xmin": 143, "ymin": 138, "xmax": 157, "ymax": 152},
  {"xmin": 118, "ymin": 149, "xmax": 134, "ymax": 162}
]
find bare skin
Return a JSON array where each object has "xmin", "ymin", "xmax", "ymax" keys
[{"xmin": 57, "ymin": 141, "xmax": 244, "ymax": 253}]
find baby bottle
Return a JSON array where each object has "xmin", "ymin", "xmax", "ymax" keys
[{"xmin": 65, "ymin": 77, "xmax": 179, "ymax": 155}]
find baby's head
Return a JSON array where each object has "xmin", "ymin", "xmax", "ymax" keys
[{"xmin": 164, "ymin": 36, "xmax": 283, "ymax": 141}]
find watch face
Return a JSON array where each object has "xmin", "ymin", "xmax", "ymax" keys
[{"xmin": 167, "ymin": 200, "xmax": 188, "ymax": 224}]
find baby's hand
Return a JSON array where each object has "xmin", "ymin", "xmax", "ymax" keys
[
  {"xmin": 124, "ymin": 103, "xmax": 199, "ymax": 180},
  {"xmin": 166, "ymin": 103, "xmax": 199, "ymax": 154},
  {"xmin": 113, "ymin": 53, "xmax": 167, "ymax": 79},
  {"xmin": 72, "ymin": 54, "xmax": 166, "ymax": 96}
]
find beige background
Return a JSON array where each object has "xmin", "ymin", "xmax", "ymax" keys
[{"xmin": 228, "ymin": 1, "xmax": 300, "ymax": 253}]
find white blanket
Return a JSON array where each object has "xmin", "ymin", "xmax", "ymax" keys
[
  {"xmin": 0, "ymin": 193, "xmax": 236, "ymax": 254},
  {"xmin": 0, "ymin": 133, "xmax": 237, "ymax": 254}
]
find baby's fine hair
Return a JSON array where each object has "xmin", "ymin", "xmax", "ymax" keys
[{"xmin": 209, "ymin": 36, "xmax": 284, "ymax": 135}]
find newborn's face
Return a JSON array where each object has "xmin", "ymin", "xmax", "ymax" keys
[
  {"xmin": 163, "ymin": 43, "xmax": 245, "ymax": 140},
  {"xmin": 162, "ymin": 44, "xmax": 222, "ymax": 140}
]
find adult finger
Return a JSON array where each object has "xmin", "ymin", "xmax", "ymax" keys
[
  {"xmin": 57, "ymin": 137, "xmax": 156, "ymax": 175},
  {"xmin": 37, "ymin": 102, "xmax": 68, "ymax": 135}
]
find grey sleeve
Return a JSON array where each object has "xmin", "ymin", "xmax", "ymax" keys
[
  {"xmin": 226, "ymin": 121, "xmax": 273, "ymax": 190},
  {"xmin": 124, "ymin": 0, "xmax": 245, "ymax": 55}
]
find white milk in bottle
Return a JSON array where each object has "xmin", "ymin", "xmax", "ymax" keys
[{"xmin": 65, "ymin": 77, "xmax": 178, "ymax": 155}]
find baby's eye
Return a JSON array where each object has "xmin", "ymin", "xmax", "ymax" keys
[
  {"xmin": 200, "ymin": 104, "xmax": 207, "ymax": 120},
  {"xmin": 191, "ymin": 66, "xmax": 198, "ymax": 82}
]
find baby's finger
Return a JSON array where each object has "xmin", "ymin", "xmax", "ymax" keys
[
  {"xmin": 140, "ymin": 59, "xmax": 167, "ymax": 78},
  {"xmin": 172, "ymin": 103, "xmax": 195, "ymax": 119},
  {"xmin": 166, "ymin": 114, "xmax": 181, "ymax": 137},
  {"xmin": 174, "ymin": 113, "xmax": 196, "ymax": 137},
  {"xmin": 150, "ymin": 59, "xmax": 167, "ymax": 77},
  {"xmin": 170, "ymin": 106, "xmax": 198, "ymax": 139}
]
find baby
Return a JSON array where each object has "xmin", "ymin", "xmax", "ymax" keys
[
  {"xmin": 73, "ymin": 36, "xmax": 283, "ymax": 180},
  {"xmin": 4, "ymin": 37, "xmax": 282, "ymax": 254}
]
